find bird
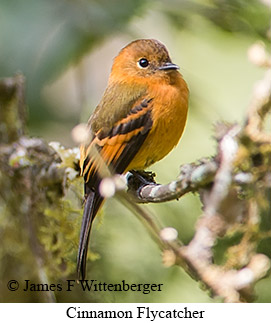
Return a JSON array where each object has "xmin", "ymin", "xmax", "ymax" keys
[{"xmin": 77, "ymin": 39, "xmax": 189, "ymax": 280}]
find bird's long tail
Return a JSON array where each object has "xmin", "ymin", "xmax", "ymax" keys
[{"xmin": 77, "ymin": 190, "xmax": 104, "ymax": 280}]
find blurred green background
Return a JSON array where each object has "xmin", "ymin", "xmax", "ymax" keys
[{"xmin": 1, "ymin": 0, "xmax": 270, "ymax": 302}]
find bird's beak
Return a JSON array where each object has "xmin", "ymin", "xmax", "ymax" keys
[{"xmin": 159, "ymin": 62, "xmax": 179, "ymax": 70}]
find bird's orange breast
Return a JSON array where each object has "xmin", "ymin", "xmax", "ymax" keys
[{"xmin": 126, "ymin": 74, "xmax": 189, "ymax": 170}]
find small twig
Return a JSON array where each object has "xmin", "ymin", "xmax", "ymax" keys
[
  {"xmin": 245, "ymin": 69, "xmax": 271, "ymax": 143},
  {"xmin": 116, "ymin": 190, "xmax": 196, "ymax": 277},
  {"xmin": 204, "ymin": 125, "xmax": 240, "ymax": 217},
  {"xmin": 179, "ymin": 125, "xmax": 239, "ymax": 269},
  {"xmin": 128, "ymin": 159, "xmax": 218, "ymax": 203}
]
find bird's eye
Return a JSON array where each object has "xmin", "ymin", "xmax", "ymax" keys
[{"xmin": 138, "ymin": 58, "xmax": 149, "ymax": 68}]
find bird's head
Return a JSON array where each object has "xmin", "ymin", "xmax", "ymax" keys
[{"xmin": 110, "ymin": 39, "xmax": 180, "ymax": 83}]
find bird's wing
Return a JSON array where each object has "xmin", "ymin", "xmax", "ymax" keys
[
  {"xmin": 77, "ymin": 97, "xmax": 153, "ymax": 279},
  {"xmin": 80, "ymin": 97, "xmax": 153, "ymax": 189}
]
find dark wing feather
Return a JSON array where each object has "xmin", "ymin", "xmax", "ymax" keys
[
  {"xmin": 81, "ymin": 98, "xmax": 153, "ymax": 188},
  {"xmin": 77, "ymin": 97, "xmax": 153, "ymax": 280}
]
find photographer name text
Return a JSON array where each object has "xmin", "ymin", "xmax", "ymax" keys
[{"xmin": 8, "ymin": 279, "xmax": 163, "ymax": 295}]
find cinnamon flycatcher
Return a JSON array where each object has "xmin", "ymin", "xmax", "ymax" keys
[{"xmin": 78, "ymin": 39, "xmax": 189, "ymax": 279}]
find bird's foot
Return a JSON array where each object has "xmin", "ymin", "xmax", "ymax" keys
[{"xmin": 127, "ymin": 170, "xmax": 157, "ymax": 195}]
